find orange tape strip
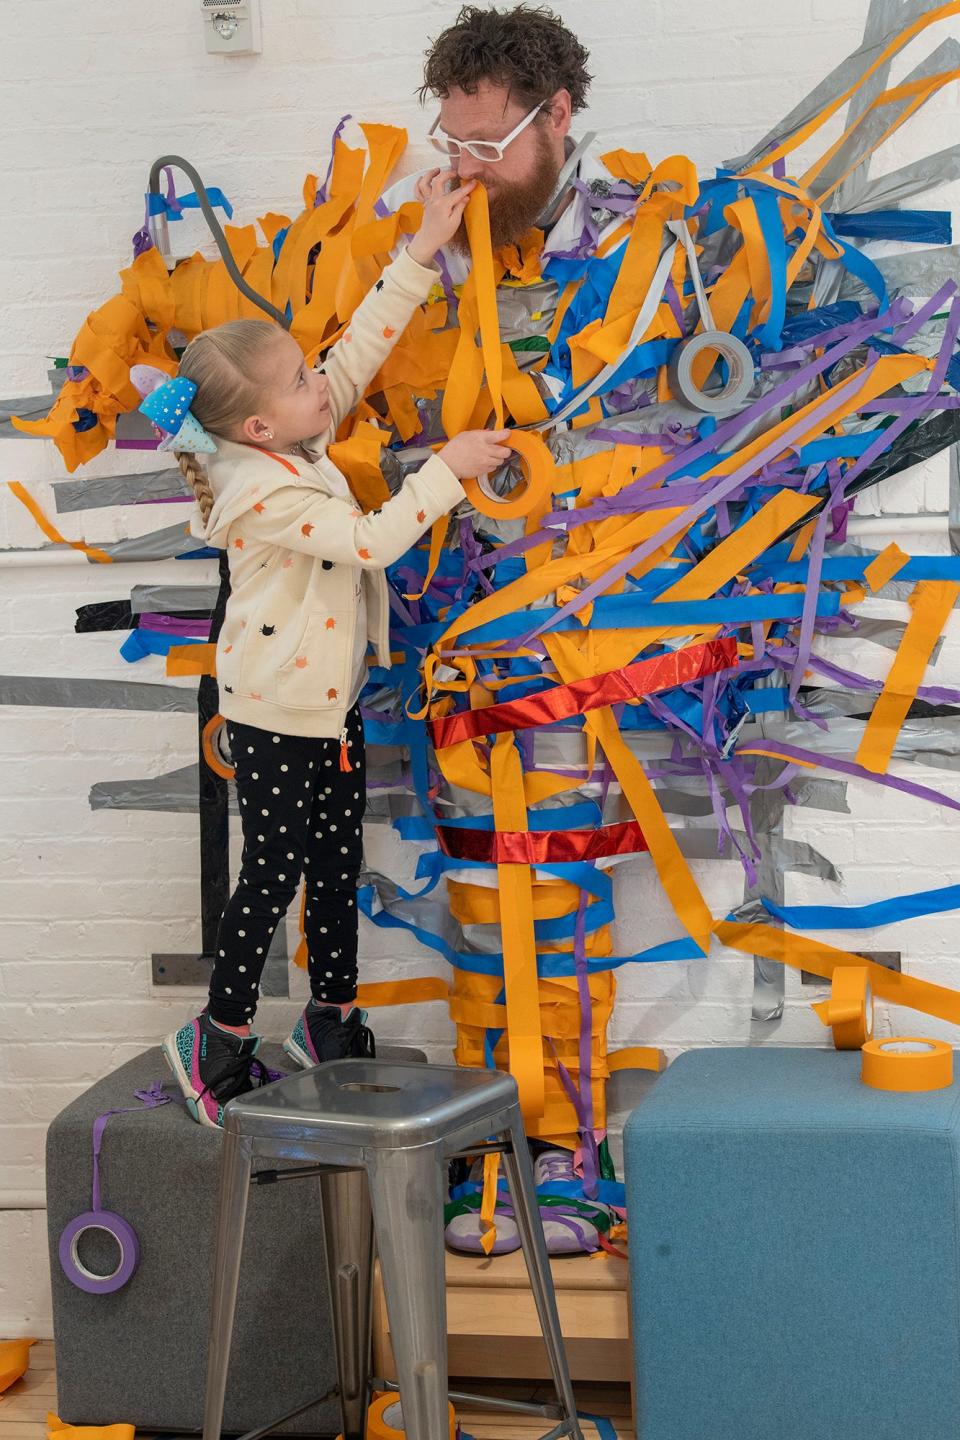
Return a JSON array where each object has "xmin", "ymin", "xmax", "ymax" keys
[
  {"xmin": 166, "ymin": 643, "xmax": 216, "ymax": 677},
  {"xmin": 863, "ymin": 542, "xmax": 909, "ymax": 593},
  {"xmin": 716, "ymin": 920, "xmax": 960, "ymax": 1028},
  {"xmin": 855, "ymin": 580, "xmax": 960, "ymax": 773},
  {"xmin": 608, "ymin": 1047, "xmax": 667, "ymax": 1074},
  {"xmin": 8, "ymin": 482, "xmax": 113, "ymax": 564},
  {"xmin": 491, "ymin": 733, "xmax": 546, "ymax": 1120},
  {"xmin": 356, "ymin": 977, "xmax": 450, "ymax": 1008}
]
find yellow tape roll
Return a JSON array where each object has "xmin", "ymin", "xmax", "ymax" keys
[
  {"xmin": 814, "ymin": 966, "xmax": 874, "ymax": 1050},
  {"xmin": 461, "ymin": 430, "xmax": 555, "ymax": 520},
  {"xmin": 860, "ymin": 1037, "xmax": 954, "ymax": 1093},
  {"xmin": 338, "ymin": 1394, "xmax": 456, "ymax": 1440}
]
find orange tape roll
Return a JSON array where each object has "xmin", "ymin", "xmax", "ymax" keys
[
  {"xmin": 816, "ymin": 966, "xmax": 874, "ymax": 1050},
  {"xmin": 201, "ymin": 715, "xmax": 235, "ymax": 781},
  {"xmin": 336, "ymin": 1394, "xmax": 456, "ymax": 1440},
  {"xmin": 461, "ymin": 429, "xmax": 555, "ymax": 520},
  {"xmin": 860, "ymin": 1037, "xmax": 954, "ymax": 1093}
]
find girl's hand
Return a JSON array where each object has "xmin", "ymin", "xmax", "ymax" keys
[
  {"xmin": 406, "ymin": 169, "xmax": 476, "ymax": 266},
  {"xmin": 438, "ymin": 429, "xmax": 512, "ymax": 479}
]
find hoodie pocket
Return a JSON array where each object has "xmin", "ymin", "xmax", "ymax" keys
[{"xmin": 275, "ymin": 611, "xmax": 351, "ymax": 709}]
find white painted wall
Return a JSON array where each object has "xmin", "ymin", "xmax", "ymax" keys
[{"xmin": 1, "ymin": 0, "xmax": 958, "ymax": 1334}]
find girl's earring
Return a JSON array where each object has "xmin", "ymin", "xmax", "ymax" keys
[{"xmin": 264, "ymin": 429, "xmax": 274, "ymax": 440}]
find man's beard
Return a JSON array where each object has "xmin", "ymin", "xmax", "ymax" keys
[{"xmin": 448, "ymin": 133, "xmax": 561, "ymax": 254}]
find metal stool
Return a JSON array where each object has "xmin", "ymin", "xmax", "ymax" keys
[{"xmin": 203, "ymin": 1059, "xmax": 584, "ymax": 1440}]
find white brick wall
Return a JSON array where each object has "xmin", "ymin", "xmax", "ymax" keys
[{"xmin": 2, "ymin": 0, "xmax": 959, "ymax": 1334}]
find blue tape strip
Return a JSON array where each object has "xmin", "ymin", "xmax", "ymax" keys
[
  {"xmin": 454, "ymin": 590, "xmax": 841, "ymax": 646},
  {"xmin": 744, "ymin": 686, "xmax": 790, "ymax": 713},
  {"xmin": 760, "ymin": 882, "xmax": 960, "ymax": 930},
  {"xmin": 828, "ymin": 210, "xmax": 952, "ymax": 246},
  {"xmin": 146, "ymin": 188, "xmax": 234, "ymax": 221},
  {"xmin": 757, "ymin": 553, "xmax": 960, "ymax": 584},
  {"xmin": 119, "ymin": 629, "xmax": 200, "ymax": 663}
]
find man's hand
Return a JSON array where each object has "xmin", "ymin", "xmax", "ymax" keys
[
  {"xmin": 406, "ymin": 169, "xmax": 476, "ymax": 266},
  {"xmin": 438, "ymin": 428, "xmax": 512, "ymax": 479}
]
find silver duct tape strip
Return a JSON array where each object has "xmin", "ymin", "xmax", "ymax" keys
[
  {"xmin": 850, "ymin": 142, "xmax": 960, "ymax": 212},
  {"xmin": 801, "ymin": 678, "xmax": 951, "ymax": 720},
  {"xmin": 676, "ymin": 826, "xmax": 839, "ymax": 880},
  {"xmin": 829, "ymin": 620, "xmax": 944, "ymax": 661},
  {"xmin": 819, "ymin": 34, "xmax": 960, "ymax": 205},
  {"xmin": 89, "ymin": 764, "xmax": 239, "ymax": 815},
  {"xmin": 496, "ymin": 279, "xmax": 560, "ymax": 343},
  {"xmin": 361, "ymin": 867, "xmax": 467, "ymax": 954},
  {"xmin": 96, "ymin": 522, "xmax": 215, "ymax": 563},
  {"xmin": 850, "ymin": 617, "xmax": 909, "ymax": 652},
  {"xmin": 842, "ymin": 243, "xmax": 960, "ymax": 298},
  {"xmin": 724, "ymin": 0, "xmax": 946, "ymax": 172},
  {"xmin": 730, "ymin": 896, "xmax": 779, "ymax": 927},
  {"xmin": 790, "ymin": 777, "xmax": 850, "ymax": 813},
  {"xmin": 0, "ymin": 675, "xmax": 195, "ymax": 711},
  {"xmin": 130, "ymin": 583, "xmax": 220, "ymax": 613},
  {"xmin": 950, "ymin": 444, "xmax": 960, "ymax": 558},
  {"xmin": 764, "ymin": 713, "xmax": 960, "ymax": 769},
  {"xmin": 0, "ymin": 395, "xmax": 55, "ymax": 437},
  {"xmin": 461, "ymin": 922, "xmax": 512, "ymax": 955},
  {"xmin": 54, "ymin": 470, "xmax": 187, "ymax": 514},
  {"xmin": 0, "ymin": 373, "xmax": 67, "ymax": 434},
  {"xmin": 872, "ymin": 575, "xmax": 957, "ymax": 604},
  {"xmin": 359, "ymin": 791, "xmax": 427, "ymax": 825},
  {"xmin": 651, "ymin": 788, "xmax": 717, "ymax": 818},
  {"xmin": 741, "ymin": 758, "xmax": 788, "ymax": 1021},
  {"xmin": 829, "ymin": 0, "xmax": 901, "ymax": 212}
]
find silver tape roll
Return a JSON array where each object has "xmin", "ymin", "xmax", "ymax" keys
[{"xmin": 667, "ymin": 330, "xmax": 755, "ymax": 415}]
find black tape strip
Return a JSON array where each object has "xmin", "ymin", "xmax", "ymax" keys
[
  {"xmin": 74, "ymin": 602, "xmax": 213, "ymax": 634},
  {"xmin": 75, "ymin": 602, "xmax": 136, "ymax": 633},
  {"xmin": 197, "ymin": 554, "xmax": 231, "ymax": 955}
]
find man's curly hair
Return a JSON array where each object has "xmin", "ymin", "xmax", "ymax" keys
[{"xmin": 419, "ymin": 5, "xmax": 592, "ymax": 114}]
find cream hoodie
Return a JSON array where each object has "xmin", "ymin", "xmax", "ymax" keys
[{"xmin": 190, "ymin": 246, "xmax": 465, "ymax": 740}]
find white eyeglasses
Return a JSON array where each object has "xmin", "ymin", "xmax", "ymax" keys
[{"xmin": 427, "ymin": 102, "xmax": 545, "ymax": 164}]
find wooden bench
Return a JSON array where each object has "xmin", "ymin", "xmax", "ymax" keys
[{"xmin": 373, "ymin": 1246, "xmax": 633, "ymax": 1387}]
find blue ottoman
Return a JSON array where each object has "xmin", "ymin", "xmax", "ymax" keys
[{"xmin": 623, "ymin": 1047, "xmax": 960, "ymax": 1440}]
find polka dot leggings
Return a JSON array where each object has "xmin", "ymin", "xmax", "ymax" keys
[{"xmin": 208, "ymin": 705, "xmax": 366, "ymax": 1026}]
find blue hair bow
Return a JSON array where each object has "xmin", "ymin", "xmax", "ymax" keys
[{"xmin": 134, "ymin": 369, "xmax": 217, "ymax": 455}]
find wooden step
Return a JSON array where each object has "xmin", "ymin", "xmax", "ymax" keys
[{"xmin": 373, "ymin": 1247, "xmax": 635, "ymax": 1429}]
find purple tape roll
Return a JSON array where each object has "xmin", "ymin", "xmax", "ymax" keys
[
  {"xmin": 58, "ymin": 1209, "xmax": 140, "ymax": 1294},
  {"xmin": 57, "ymin": 1082, "xmax": 173, "ymax": 1296}
]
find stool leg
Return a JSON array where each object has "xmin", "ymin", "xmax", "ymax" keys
[
  {"xmin": 501, "ymin": 1120, "xmax": 584, "ymax": 1440},
  {"xmin": 203, "ymin": 1125, "xmax": 252, "ymax": 1440},
  {"xmin": 319, "ymin": 1169, "xmax": 374, "ymax": 1440},
  {"xmin": 366, "ymin": 1147, "xmax": 450, "ymax": 1440}
]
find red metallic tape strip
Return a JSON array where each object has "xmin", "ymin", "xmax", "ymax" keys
[
  {"xmin": 429, "ymin": 636, "xmax": 737, "ymax": 750},
  {"xmin": 436, "ymin": 819, "xmax": 649, "ymax": 864}
]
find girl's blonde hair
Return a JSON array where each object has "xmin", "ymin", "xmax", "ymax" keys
[{"xmin": 174, "ymin": 319, "xmax": 281, "ymax": 523}]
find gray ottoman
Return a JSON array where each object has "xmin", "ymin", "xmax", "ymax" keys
[{"xmin": 46, "ymin": 1042, "xmax": 423, "ymax": 1435}]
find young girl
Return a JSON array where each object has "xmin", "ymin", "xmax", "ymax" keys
[{"xmin": 154, "ymin": 170, "xmax": 511, "ymax": 1127}]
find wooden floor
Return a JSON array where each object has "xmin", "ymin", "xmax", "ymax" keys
[{"xmin": 0, "ymin": 1344, "xmax": 634, "ymax": 1439}]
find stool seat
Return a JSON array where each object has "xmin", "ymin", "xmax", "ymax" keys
[{"xmin": 229, "ymin": 1058, "xmax": 517, "ymax": 1148}]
